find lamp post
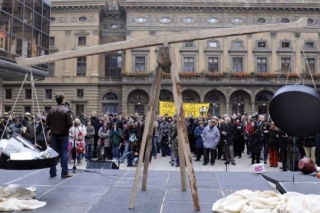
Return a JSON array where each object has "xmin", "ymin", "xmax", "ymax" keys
[{"xmin": 237, "ymin": 102, "xmax": 241, "ymax": 114}]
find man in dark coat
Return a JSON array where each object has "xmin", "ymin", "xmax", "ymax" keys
[
  {"xmin": 90, "ymin": 111, "xmax": 101, "ymax": 158},
  {"xmin": 220, "ymin": 117, "xmax": 236, "ymax": 165}
]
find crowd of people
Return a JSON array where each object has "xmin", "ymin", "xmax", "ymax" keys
[{"xmin": 1, "ymin": 92, "xmax": 320, "ymax": 177}]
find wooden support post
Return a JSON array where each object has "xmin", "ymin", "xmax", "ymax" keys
[
  {"xmin": 129, "ymin": 111, "xmax": 151, "ymax": 209},
  {"xmin": 169, "ymin": 45, "xmax": 200, "ymax": 211},
  {"xmin": 142, "ymin": 67, "xmax": 162, "ymax": 190},
  {"xmin": 177, "ymin": 128, "xmax": 187, "ymax": 191}
]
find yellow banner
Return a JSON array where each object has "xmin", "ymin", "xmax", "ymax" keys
[{"xmin": 159, "ymin": 101, "xmax": 210, "ymax": 118}]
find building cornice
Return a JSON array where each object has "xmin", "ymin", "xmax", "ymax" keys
[
  {"xmin": 118, "ymin": 1, "xmax": 320, "ymax": 12},
  {"xmin": 52, "ymin": 0, "xmax": 106, "ymax": 11}
]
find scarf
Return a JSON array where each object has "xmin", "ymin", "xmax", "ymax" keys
[{"xmin": 100, "ymin": 128, "xmax": 108, "ymax": 144}]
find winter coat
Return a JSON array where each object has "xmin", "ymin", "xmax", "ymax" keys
[
  {"xmin": 201, "ymin": 125, "xmax": 220, "ymax": 149},
  {"xmin": 278, "ymin": 131, "xmax": 288, "ymax": 150},
  {"xmin": 268, "ymin": 128, "xmax": 279, "ymax": 150},
  {"xmin": 69, "ymin": 124, "xmax": 87, "ymax": 141},
  {"xmin": 98, "ymin": 127, "xmax": 111, "ymax": 147},
  {"xmin": 153, "ymin": 121, "xmax": 159, "ymax": 137},
  {"xmin": 85, "ymin": 125, "xmax": 95, "ymax": 145},
  {"xmin": 111, "ymin": 128, "xmax": 122, "ymax": 145},
  {"xmin": 248, "ymin": 127, "xmax": 261, "ymax": 154},
  {"xmin": 194, "ymin": 126, "xmax": 204, "ymax": 149},
  {"xmin": 170, "ymin": 121, "xmax": 177, "ymax": 139},
  {"xmin": 158, "ymin": 121, "xmax": 170, "ymax": 143},
  {"xmin": 220, "ymin": 122, "xmax": 235, "ymax": 146}
]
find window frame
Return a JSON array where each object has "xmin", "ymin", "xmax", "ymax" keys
[
  {"xmin": 49, "ymin": 37, "xmax": 55, "ymax": 47},
  {"xmin": 78, "ymin": 36, "xmax": 86, "ymax": 46},
  {"xmin": 25, "ymin": 89, "xmax": 32, "ymax": 99},
  {"xmin": 5, "ymin": 89, "xmax": 12, "ymax": 99},
  {"xmin": 134, "ymin": 56, "xmax": 146, "ymax": 73},
  {"xmin": 76, "ymin": 57, "xmax": 86, "ymax": 76},
  {"xmin": 183, "ymin": 56, "xmax": 195, "ymax": 72},
  {"xmin": 45, "ymin": 89, "xmax": 52, "ymax": 100},
  {"xmin": 105, "ymin": 52, "xmax": 122, "ymax": 77},
  {"xmin": 280, "ymin": 57, "xmax": 292, "ymax": 72},
  {"xmin": 207, "ymin": 56, "xmax": 219, "ymax": 72},
  {"xmin": 304, "ymin": 57, "xmax": 317, "ymax": 73},
  {"xmin": 77, "ymin": 89, "xmax": 84, "ymax": 99},
  {"xmin": 232, "ymin": 56, "xmax": 244, "ymax": 72},
  {"xmin": 256, "ymin": 57, "xmax": 268, "ymax": 73}
]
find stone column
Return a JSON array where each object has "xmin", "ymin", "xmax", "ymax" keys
[
  {"xmin": 271, "ymin": 32, "xmax": 277, "ymax": 73},
  {"xmin": 63, "ymin": 30, "xmax": 72, "ymax": 77},
  {"xmin": 251, "ymin": 102, "xmax": 255, "ymax": 115},
  {"xmin": 91, "ymin": 30, "xmax": 100, "ymax": 77},
  {"xmin": 222, "ymin": 37, "xmax": 229, "ymax": 71},
  {"xmin": 226, "ymin": 101, "xmax": 229, "ymax": 115},
  {"xmin": 294, "ymin": 32, "xmax": 301, "ymax": 74},
  {"xmin": 247, "ymin": 34, "xmax": 253, "ymax": 73}
]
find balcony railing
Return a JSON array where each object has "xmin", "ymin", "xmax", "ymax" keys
[{"xmin": 102, "ymin": 74, "xmax": 320, "ymax": 85}]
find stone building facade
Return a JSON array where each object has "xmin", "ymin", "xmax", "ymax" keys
[{"xmin": 3, "ymin": 0, "xmax": 320, "ymax": 117}]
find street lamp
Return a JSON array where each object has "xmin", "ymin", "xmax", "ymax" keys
[{"xmin": 263, "ymin": 102, "xmax": 266, "ymax": 106}]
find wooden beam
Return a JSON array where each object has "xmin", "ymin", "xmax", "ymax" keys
[
  {"xmin": 177, "ymin": 128, "xmax": 187, "ymax": 191},
  {"xmin": 129, "ymin": 111, "xmax": 151, "ymax": 209},
  {"xmin": 169, "ymin": 45, "xmax": 200, "ymax": 211},
  {"xmin": 141, "ymin": 67, "xmax": 162, "ymax": 190},
  {"xmin": 16, "ymin": 18, "xmax": 307, "ymax": 66}
]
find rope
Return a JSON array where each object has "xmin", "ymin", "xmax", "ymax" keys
[
  {"xmin": 29, "ymin": 71, "xmax": 48, "ymax": 149},
  {"xmin": 285, "ymin": 41, "xmax": 296, "ymax": 86},
  {"xmin": 1, "ymin": 73, "xmax": 29, "ymax": 140}
]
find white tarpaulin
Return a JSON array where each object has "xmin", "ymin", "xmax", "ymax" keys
[
  {"xmin": 0, "ymin": 185, "xmax": 46, "ymax": 211},
  {"xmin": 212, "ymin": 190, "xmax": 320, "ymax": 213}
]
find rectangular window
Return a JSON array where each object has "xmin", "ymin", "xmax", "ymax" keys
[
  {"xmin": 232, "ymin": 57, "xmax": 243, "ymax": 72},
  {"xmin": 5, "ymin": 89, "xmax": 12, "ymax": 99},
  {"xmin": 257, "ymin": 57, "xmax": 267, "ymax": 73},
  {"xmin": 305, "ymin": 42, "xmax": 314, "ymax": 49},
  {"xmin": 25, "ymin": 89, "xmax": 32, "ymax": 99},
  {"xmin": 78, "ymin": 37, "xmax": 86, "ymax": 46},
  {"xmin": 105, "ymin": 53, "xmax": 122, "ymax": 77},
  {"xmin": 4, "ymin": 107, "xmax": 11, "ymax": 113},
  {"xmin": 185, "ymin": 41, "xmax": 193, "ymax": 48},
  {"xmin": 208, "ymin": 57, "xmax": 219, "ymax": 72},
  {"xmin": 183, "ymin": 57, "xmax": 194, "ymax": 72},
  {"xmin": 281, "ymin": 58, "xmax": 291, "ymax": 72},
  {"xmin": 48, "ymin": 63, "xmax": 55, "ymax": 76},
  {"xmin": 49, "ymin": 37, "xmax": 55, "ymax": 46},
  {"xmin": 75, "ymin": 105, "xmax": 84, "ymax": 117},
  {"xmin": 305, "ymin": 58, "xmax": 315, "ymax": 73},
  {"xmin": 24, "ymin": 106, "xmax": 31, "ymax": 114},
  {"xmin": 258, "ymin": 42, "xmax": 266, "ymax": 48},
  {"xmin": 282, "ymin": 42, "xmax": 290, "ymax": 48},
  {"xmin": 77, "ymin": 57, "xmax": 86, "ymax": 76},
  {"xmin": 44, "ymin": 107, "xmax": 51, "ymax": 113},
  {"xmin": 45, "ymin": 89, "xmax": 52, "ymax": 99},
  {"xmin": 77, "ymin": 89, "xmax": 84, "ymax": 99},
  {"xmin": 208, "ymin": 41, "xmax": 218, "ymax": 48},
  {"xmin": 135, "ymin": 56, "xmax": 146, "ymax": 72}
]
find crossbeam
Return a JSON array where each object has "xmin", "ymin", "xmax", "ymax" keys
[{"xmin": 15, "ymin": 18, "xmax": 307, "ymax": 66}]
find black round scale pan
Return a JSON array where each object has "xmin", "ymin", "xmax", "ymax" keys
[
  {"xmin": 0, "ymin": 154, "xmax": 58, "ymax": 170},
  {"xmin": 269, "ymin": 85, "xmax": 320, "ymax": 137}
]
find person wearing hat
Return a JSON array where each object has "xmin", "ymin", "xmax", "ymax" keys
[{"xmin": 21, "ymin": 112, "xmax": 31, "ymax": 127}]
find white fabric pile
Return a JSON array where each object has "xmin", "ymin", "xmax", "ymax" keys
[
  {"xmin": 0, "ymin": 184, "xmax": 46, "ymax": 211},
  {"xmin": 212, "ymin": 190, "xmax": 320, "ymax": 213}
]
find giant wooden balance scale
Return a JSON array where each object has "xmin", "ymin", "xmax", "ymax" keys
[{"xmin": 15, "ymin": 18, "xmax": 308, "ymax": 211}]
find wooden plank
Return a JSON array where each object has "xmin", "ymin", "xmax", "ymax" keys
[
  {"xmin": 129, "ymin": 111, "xmax": 151, "ymax": 209},
  {"xmin": 16, "ymin": 18, "xmax": 307, "ymax": 66},
  {"xmin": 141, "ymin": 66, "xmax": 162, "ymax": 191},
  {"xmin": 169, "ymin": 45, "xmax": 200, "ymax": 211},
  {"xmin": 177, "ymin": 128, "xmax": 187, "ymax": 191}
]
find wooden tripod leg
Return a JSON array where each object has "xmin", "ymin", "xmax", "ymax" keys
[
  {"xmin": 169, "ymin": 45, "xmax": 200, "ymax": 211},
  {"xmin": 129, "ymin": 67, "xmax": 162, "ymax": 209},
  {"xmin": 142, "ymin": 67, "xmax": 162, "ymax": 190},
  {"xmin": 129, "ymin": 111, "xmax": 151, "ymax": 209},
  {"xmin": 177, "ymin": 129, "xmax": 187, "ymax": 191}
]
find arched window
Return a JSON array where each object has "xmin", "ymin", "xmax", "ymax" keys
[{"xmin": 102, "ymin": 92, "xmax": 118, "ymax": 100}]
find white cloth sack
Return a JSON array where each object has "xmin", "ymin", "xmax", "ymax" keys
[
  {"xmin": 212, "ymin": 190, "xmax": 320, "ymax": 213},
  {"xmin": 0, "ymin": 184, "xmax": 46, "ymax": 211}
]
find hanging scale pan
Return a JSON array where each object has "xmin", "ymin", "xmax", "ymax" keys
[{"xmin": 269, "ymin": 85, "xmax": 320, "ymax": 137}]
